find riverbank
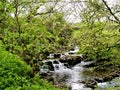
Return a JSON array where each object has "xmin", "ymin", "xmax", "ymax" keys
[{"xmin": 82, "ymin": 58, "xmax": 120, "ymax": 89}]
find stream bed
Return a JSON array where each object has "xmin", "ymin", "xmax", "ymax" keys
[
  {"xmin": 40, "ymin": 59, "xmax": 93, "ymax": 90},
  {"xmin": 40, "ymin": 57, "xmax": 120, "ymax": 90},
  {"xmin": 39, "ymin": 46, "xmax": 120, "ymax": 90}
]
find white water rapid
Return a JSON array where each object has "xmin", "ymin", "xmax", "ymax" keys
[
  {"xmin": 40, "ymin": 46, "xmax": 120, "ymax": 90},
  {"xmin": 42, "ymin": 60, "xmax": 92, "ymax": 90},
  {"xmin": 66, "ymin": 62, "xmax": 92, "ymax": 90}
]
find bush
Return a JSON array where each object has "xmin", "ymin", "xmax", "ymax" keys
[
  {"xmin": 0, "ymin": 43, "xmax": 63, "ymax": 90},
  {"xmin": 0, "ymin": 46, "xmax": 32, "ymax": 89},
  {"xmin": 73, "ymin": 22, "xmax": 120, "ymax": 61}
]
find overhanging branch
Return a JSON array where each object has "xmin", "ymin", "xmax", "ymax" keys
[{"xmin": 102, "ymin": 0, "xmax": 120, "ymax": 24}]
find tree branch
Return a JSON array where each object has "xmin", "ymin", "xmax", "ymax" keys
[{"xmin": 102, "ymin": 0, "xmax": 120, "ymax": 24}]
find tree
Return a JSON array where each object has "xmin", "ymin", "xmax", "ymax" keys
[
  {"xmin": 81, "ymin": 0, "xmax": 120, "ymax": 25},
  {"xmin": 101, "ymin": 0, "xmax": 120, "ymax": 24},
  {"xmin": 0, "ymin": 0, "xmax": 74, "ymax": 76}
]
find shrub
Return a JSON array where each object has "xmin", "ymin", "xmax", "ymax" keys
[
  {"xmin": 0, "ymin": 46, "xmax": 31, "ymax": 89},
  {"xmin": 0, "ymin": 42, "xmax": 63, "ymax": 90}
]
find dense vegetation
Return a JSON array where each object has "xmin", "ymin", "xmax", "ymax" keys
[
  {"xmin": 0, "ymin": 42, "xmax": 64, "ymax": 90},
  {"xmin": 0, "ymin": 0, "xmax": 71, "ymax": 89},
  {"xmin": 0, "ymin": 0, "xmax": 120, "ymax": 89},
  {"xmin": 73, "ymin": 22, "xmax": 120, "ymax": 62},
  {"xmin": 72, "ymin": 0, "xmax": 120, "ymax": 89},
  {"xmin": 72, "ymin": 0, "xmax": 120, "ymax": 71},
  {"xmin": 0, "ymin": 0, "xmax": 73, "ymax": 76}
]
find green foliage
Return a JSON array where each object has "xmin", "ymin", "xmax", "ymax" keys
[
  {"xmin": 82, "ymin": 0, "xmax": 109, "ymax": 27},
  {"xmin": 0, "ymin": 0, "xmax": 73, "ymax": 64},
  {"xmin": 0, "ymin": 1, "xmax": 72, "ymax": 89},
  {"xmin": 0, "ymin": 43, "xmax": 64, "ymax": 90},
  {"xmin": 73, "ymin": 22, "xmax": 120, "ymax": 61},
  {"xmin": 43, "ymin": 12, "xmax": 73, "ymax": 52},
  {"xmin": 106, "ymin": 86, "xmax": 120, "ymax": 90},
  {"xmin": 0, "ymin": 45, "xmax": 31, "ymax": 89}
]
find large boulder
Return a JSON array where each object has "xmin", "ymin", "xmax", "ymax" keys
[{"xmin": 60, "ymin": 54, "xmax": 83, "ymax": 67}]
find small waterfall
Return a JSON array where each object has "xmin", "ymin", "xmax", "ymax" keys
[
  {"xmin": 40, "ymin": 59, "xmax": 93, "ymax": 90},
  {"xmin": 39, "ymin": 46, "xmax": 120, "ymax": 90},
  {"xmin": 52, "ymin": 60, "xmax": 67, "ymax": 71},
  {"xmin": 66, "ymin": 62, "xmax": 92, "ymax": 90},
  {"xmin": 39, "ymin": 47, "xmax": 94, "ymax": 90},
  {"xmin": 39, "ymin": 59, "xmax": 67, "ymax": 73}
]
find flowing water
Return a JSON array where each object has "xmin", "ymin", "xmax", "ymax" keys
[
  {"xmin": 97, "ymin": 77, "xmax": 120, "ymax": 89},
  {"xmin": 40, "ymin": 59, "xmax": 93, "ymax": 90},
  {"xmin": 66, "ymin": 61, "xmax": 92, "ymax": 90},
  {"xmin": 40, "ymin": 59, "xmax": 120, "ymax": 90},
  {"xmin": 40, "ymin": 46, "xmax": 120, "ymax": 90}
]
